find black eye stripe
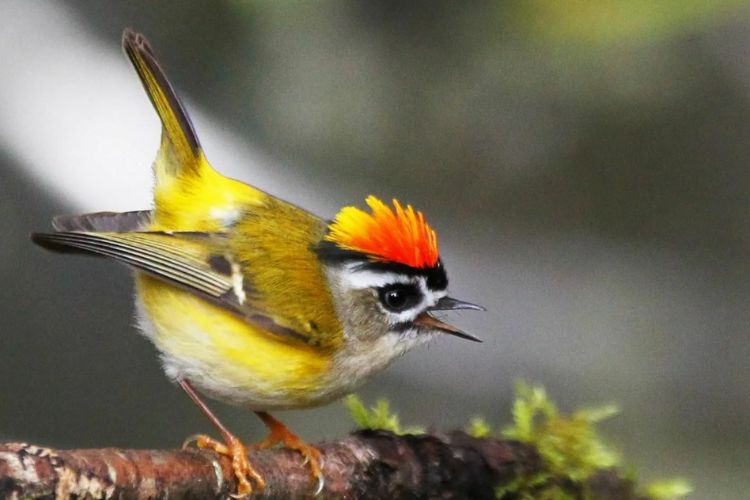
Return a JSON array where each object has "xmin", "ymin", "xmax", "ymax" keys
[{"xmin": 391, "ymin": 321, "xmax": 414, "ymax": 332}]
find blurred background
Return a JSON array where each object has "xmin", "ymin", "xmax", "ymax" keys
[{"xmin": 1, "ymin": 1, "xmax": 749, "ymax": 498}]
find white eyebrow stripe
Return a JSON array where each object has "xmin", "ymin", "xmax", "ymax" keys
[
  {"xmin": 341, "ymin": 264, "xmax": 418, "ymax": 290},
  {"xmin": 388, "ymin": 304, "xmax": 424, "ymax": 323}
]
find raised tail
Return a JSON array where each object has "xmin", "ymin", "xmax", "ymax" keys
[
  {"xmin": 34, "ymin": 31, "xmax": 265, "ymax": 237},
  {"xmin": 122, "ymin": 29, "xmax": 202, "ymax": 181}
]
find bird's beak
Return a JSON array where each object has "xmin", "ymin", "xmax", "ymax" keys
[
  {"xmin": 414, "ymin": 296, "xmax": 485, "ymax": 342},
  {"xmin": 429, "ymin": 296, "xmax": 486, "ymax": 312},
  {"xmin": 414, "ymin": 313, "xmax": 482, "ymax": 342}
]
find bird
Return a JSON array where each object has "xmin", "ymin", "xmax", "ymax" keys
[{"xmin": 32, "ymin": 29, "xmax": 484, "ymax": 497}]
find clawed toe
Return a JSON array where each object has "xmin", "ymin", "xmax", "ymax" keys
[
  {"xmin": 255, "ymin": 411, "xmax": 325, "ymax": 496},
  {"xmin": 189, "ymin": 433, "xmax": 264, "ymax": 496},
  {"xmin": 178, "ymin": 381, "xmax": 266, "ymax": 497},
  {"xmin": 181, "ymin": 434, "xmax": 204, "ymax": 450},
  {"xmin": 313, "ymin": 473, "xmax": 325, "ymax": 496}
]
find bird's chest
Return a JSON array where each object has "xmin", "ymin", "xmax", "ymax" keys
[
  {"xmin": 134, "ymin": 274, "xmax": 335, "ymax": 410},
  {"xmin": 314, "ymin": 331, "xmax": 433, "ymax": 404}
]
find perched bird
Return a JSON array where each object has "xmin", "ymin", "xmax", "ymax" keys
[{"xmin": 32, "ymin": 30, "xmax": 483, "ymax": 497}]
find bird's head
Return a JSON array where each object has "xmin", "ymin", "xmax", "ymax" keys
[{"xmin": 317, "ymin": 196, "xmax": 483, "ymax": 352}]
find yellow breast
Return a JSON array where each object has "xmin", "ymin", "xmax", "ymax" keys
[{"xmin": 136, "ymin": 274, "xmax": 334, "ymax": 410}]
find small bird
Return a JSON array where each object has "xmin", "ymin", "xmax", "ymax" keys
[{"xmin": 32, "ymin": 30, "xmax": 483, "ymax": 497}]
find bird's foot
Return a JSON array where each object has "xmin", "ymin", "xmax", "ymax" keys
[
  {"xmin": 184, "ymin": 433, "xmax": 265, "ymax": 498},
  {"xmin": 255, "ymin": 412, "xmax": 324, "ymax": 495}
]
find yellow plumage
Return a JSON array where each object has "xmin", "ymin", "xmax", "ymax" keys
[
  {"xmin": 122, "ymin": 31, "xmax": 344, "ymax": 402},
  {"xmin": 138, "ymin": 277, "xmax": 333, "ymax": 404},
  {"xmin": 136, "ymin": 191, "xmax": 344, "ymax": 404}
]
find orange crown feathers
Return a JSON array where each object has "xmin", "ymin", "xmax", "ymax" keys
[{"xmin": 325, "ymin": 196, "xmax": 440, "ymax": 268}]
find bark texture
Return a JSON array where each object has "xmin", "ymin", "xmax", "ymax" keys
[{"xmin": 0, "ymin": 430, "xmax": 646, "ymax": 499}]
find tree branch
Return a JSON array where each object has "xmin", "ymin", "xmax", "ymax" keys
[{"xmin": 0, "ymin": 431, "xmax": 647, "ymax": 499}]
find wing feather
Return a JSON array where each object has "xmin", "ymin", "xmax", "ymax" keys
[
  {"xmin": 32, "ymin": 231, "xmax": 235, "ymax": 301},
  {"xmin": 31, "ymin": 229, "xmax": 317, "ymax": 347}
]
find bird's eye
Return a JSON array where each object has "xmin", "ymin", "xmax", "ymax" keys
[{"xmin": 378, "ymin": 284, "xmax": 422, "ymax": 313}]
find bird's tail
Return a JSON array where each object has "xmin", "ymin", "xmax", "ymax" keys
[{"xmin": 122, "ymin": 29, "xmax": 204, "ymax": 185}]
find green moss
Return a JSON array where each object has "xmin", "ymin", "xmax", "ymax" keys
[
  {"xmin": 345, "ymin": 394, "xmax": 423, "ymax": 435},
  {"xmin": 467, "ymin": 416, "xmax": 492, "ymax": 438},
  {"xmin": 502, "ymin": 382, "xmax": 620, "ymax": 482},
  {"xmin": 489, "ymin": 382, "xmax": 620, "ymax": 498},
  {"xmin": 346, "ymin": 384, "xmax": 691, "ymax": 499},
  {"xmin": 493, "ymin": 381, "xmax": 691, "ymax": 499},
  {"xmin": 644, "ymin": 478, "xmax": 693, "ymax": 499}
]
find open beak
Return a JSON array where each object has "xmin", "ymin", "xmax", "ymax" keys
[
  {"xmin": 429, "ymin": 296, "xmax": 486, "ymax": 312},
  {"xmin": 414, "ymin": 296, "xmax": 485, "ymax": 342}
]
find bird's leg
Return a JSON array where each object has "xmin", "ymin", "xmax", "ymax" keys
[
  {"xmin": 254, "ymin": 411, "xmax": 324, "ymax": 494},
  {"xmin": 179, "ymin": 380, "xmax": 265, "ymax": 497}
]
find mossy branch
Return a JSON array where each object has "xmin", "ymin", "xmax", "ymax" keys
[
  {"xmin": 0, "ymin": 432, "xmax": 648, "ymax": 500},
  {"xmin": 0, "ymin": 384, "xmax": 690, "ymax": 499}
]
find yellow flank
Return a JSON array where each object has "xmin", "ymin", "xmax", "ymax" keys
[{"xmin": 138, "ymin": 275, "xmax": 332, "ymax": 402}]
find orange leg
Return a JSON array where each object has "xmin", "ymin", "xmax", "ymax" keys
[
  {"xmin": 255, "ymin": 411, "xmax": 324, "ymax": 495},
  {"xmin": 179, "ymin": 380, "xmax": 264, "ymax": 497}
]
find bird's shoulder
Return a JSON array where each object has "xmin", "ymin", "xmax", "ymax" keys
[{"xmin": 227, "ymin": 197, "xmax": 344, "ymax": 350}]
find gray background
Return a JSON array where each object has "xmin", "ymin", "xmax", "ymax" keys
[{"xmin": 1, "ymin": 2, "xmax": 749, "ymax": 498}]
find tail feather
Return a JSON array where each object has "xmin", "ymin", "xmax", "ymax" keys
[
  {"xmin": 122, "ymin": 29, "xmax": 201, "ymax": 174},
  {"xmin": 52, "ymin": 210, "xmax": 152, "ymax": 232}
]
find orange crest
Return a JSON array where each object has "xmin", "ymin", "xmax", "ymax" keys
[{"xmin": 325, "ymin": 196, "xmax": 439, "ymax": 268}]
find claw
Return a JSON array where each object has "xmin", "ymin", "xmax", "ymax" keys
[
  {"xmin": 229, "ymin": 492, "xmax": 251, "ymax": 500},
  {"xmin": 178, "ymin": 380, "xmax": 266, "ymax": 497},
  {"xmin": 313, "ymin": 474, "xmax": 325, "ymax": 496},
  {"xmin": 181, "ymin": 434, "xmax": 204, "ymax": 450},
  {"xmin": 255, "ymin": 411, "xmax": 325, "ymax": 496},
  {"xmin": 302, "ymin": 453, "xmax": 324, "ymax": 469},
  {"xmin": 192, "ymin": 433, "xmax": 264, "ymax": 495}
]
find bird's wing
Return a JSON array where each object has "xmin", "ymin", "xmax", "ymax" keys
[
  {"xmin": 32, "ymin": 231, "xmax": 236, "ymax": 302},
  {"xmin": 31, "ymin": 229, "xmax": 338, "ymax": 347}
]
